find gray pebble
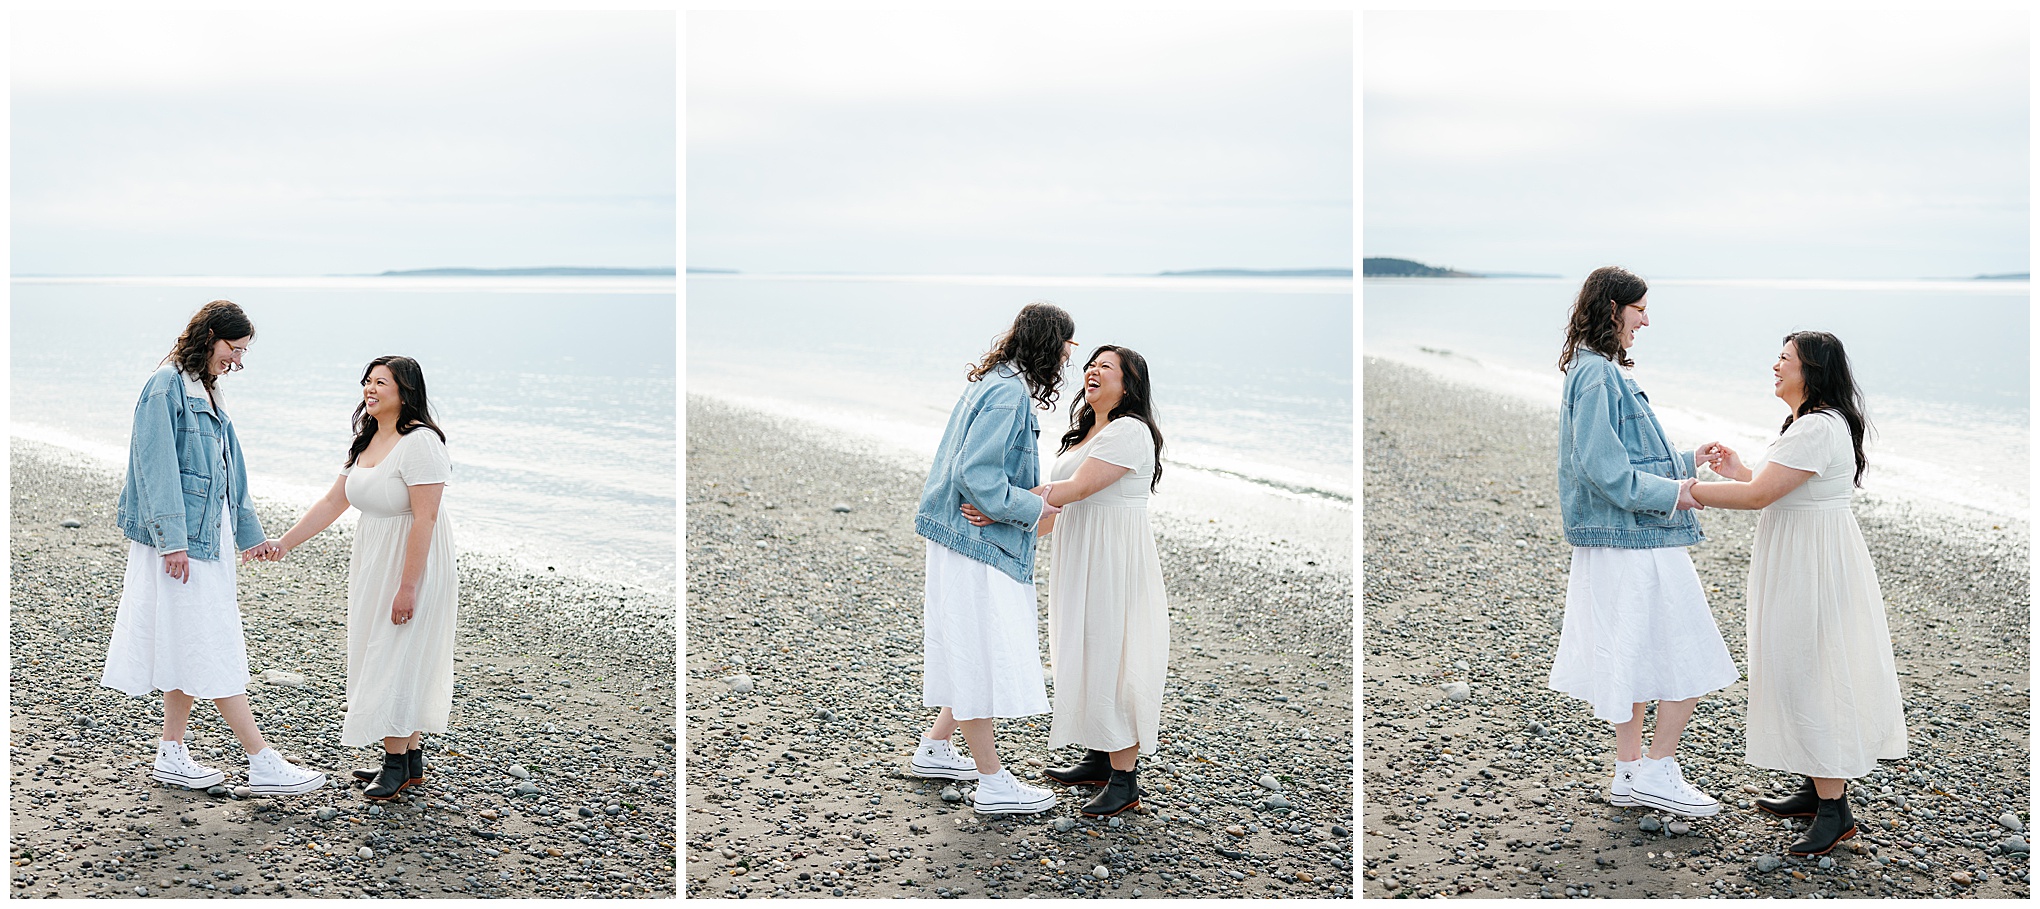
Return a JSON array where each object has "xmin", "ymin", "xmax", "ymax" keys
[
  {"xmin": 205, "ymin": 785, "xmax": 227, "ymax": 797},
  {"xmin": 59, "ymin": 519, "xmax": 82, "ymax": 528},
  {"xmin": 1818, "ymin": 856, "xmax": 1833, "ymax": 870},
  {"xmin": 358, "ymin": 846, "xmax": 374, "ymax": 860},
  {"xmin": 1999, "ymin": 812, "xmax": 2024, "ymax": 833},
  {"xmin": 2002, "ymin": 835, "xmax": 2029, "ymax": 854},
  {"xmin": 316, "ymin": 807, "xmax": 338, "ymax": 821},
  {"xmin": 1257, "ymin": 774, "xmax": 1282, "ymax": 792},
  {"xmin": 1052, "ymin": 818, "xmax": 1074, "ymax": 833},
  {"xmin": 1092, "ymin": 865, "xmax": 1109, "ymax": 880},
  {"xmin": 940, "ymin": 787, "xmax": 962, "ymax": 803},
  {"xmin": 507, "ymin": 764, "xmax": 531, "ymax": 780},
  {"xmin": 515, "ymin": 782, "xmax": 540, "ymax": 796},
  {"xmin": 1639, "ymin": 816, "xmax": 1661, "ymax": 833},
  {"xmin": 832, "ymin": 504, "xmax": 853, "ymax": 513},
  {"xmin": 1442, "ymin": 681, "xmax": 1470, "ymax": 702},
  {"xmin": 1667, "ymin": 820, "xmax": 1690, "ymax": 836},
  {"xmin": 723, "ymin": 674, "xmax": 754, "ymax": 695},
  {"xmin": 579, "ymin": 806, "xmax": 596, "ymax": 818},
  {"xmin": 1263, "ymin": 794, "xmax": 1291, "ymax": 810},
  {"xmin": 1755, "ymin": 855, "xmax": 1782, "ymax": 873}
]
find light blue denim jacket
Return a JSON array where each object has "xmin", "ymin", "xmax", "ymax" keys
[
  {"xmin": 915, "ymin": 364, "xmax": 1047, "ymax": 584},
  {"xmin": 116, "ymin": 365, "xmax": 266, "ymax": 560},
  {"xmin": 1558, "ymin": 351, "xmax": 1703, "ymax": 549}
]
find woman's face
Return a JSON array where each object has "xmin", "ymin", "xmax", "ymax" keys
[
  {"xmin": 362, "ymin": 365, "xmax": 402, "ymax": 421},
  {"xmin": 1773, "ymin": 340, "xmax": 1805, "ymax": 403},
  {"xmin": 1613, "ymin": 296, "xmax": 1649, "ymax": 351},
  {"xmin": 211, "ymin": 337, "xmax": 250, "ymax": 376},
  {"xmin": 1082, "ymin": 350, "xmax": 1125, "ymax": 412}
]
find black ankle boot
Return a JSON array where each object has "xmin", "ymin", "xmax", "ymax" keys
[
  {"xmin": 1755, "ymin": 776, "xmax": 1819, "ymax": 819},
  {"xmin": 1044, "ymin": 749, "xmax": 1112, "ymax": 787},
  {"xmin": 1080, "ymin": 766, "xmax": 1141, "ymax": 817},
  {"xmin": 363, "ymin": 751, "xmax": 410, "ymax": 801},
  {"xmin": 353, "ymin": 748, "xmax": 423, "ymax": 784},
  {"xmin": 1788, "ymin": 794, "xmax": 1857, "ymax": 856}
]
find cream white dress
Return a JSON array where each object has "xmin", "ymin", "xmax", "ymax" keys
[
  {"xmin": 339, "ymin": 430, "xmax": 459, "ymax": 747},
  {"xmin": 1744, "ymin": 410, "xmax": 1907, "ymax": 778},
  {"xmin": 1045, "ymin": 417, "xmax": 1170, "ymax": 756}
]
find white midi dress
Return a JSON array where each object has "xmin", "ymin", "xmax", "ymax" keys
[
  {"xmin": 339, "ymin": 430, "xmax": 459, "ymax": 747},
  {"xmin": 1045, "ymin": 418, "xmax": 1170, "ymax": 756},
  {"xmin": 1548, "ymin": 545, "xmax": 1740, "ymax": 723},
  {"xmin": 922, "ymin": 541, "xmax": 1050, "ymax": 721},
  {"xmin": 102, "ymin": 504, "xmax": 250, "ymax": 700},
  {"xmin": 1744, "ymin": 411, "xmax": 1907, "ymax": 778}
]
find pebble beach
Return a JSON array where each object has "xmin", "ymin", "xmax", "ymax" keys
[
  {"xmin": 1361, "ymin": 357, "xmax": 2031, "ymax": 899},
  {"xmin": 684, "ymin": 395, "xmax": 1355, "ymax": 898},
  {"xmin": 8, "ymin": 439, "xmax": 677, "ymax": 898}
]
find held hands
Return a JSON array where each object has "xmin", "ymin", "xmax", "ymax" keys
[
  {"xmin": 1675, "ymin": 477, "xmax": 1705, "ymax": 512},
  {"xmin": 391, "ymin": 585, "xmax": 417, "ymax": 626},
  {"xmin": 1696, "ymin": 441, "xmax": 1747, "ymax": 480},
  {"xmin": 240, "ymin": 539, "xmax": 287, "ymax": 564}
]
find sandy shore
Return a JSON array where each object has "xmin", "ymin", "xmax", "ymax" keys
[
  {"xmin": 8, "ymin": 440, "xmax": 677, "ymax": 898},
  {"xmin": 683, "ymin": 395, "xmax": 1355, "ymax": 898},
  {"xmin": 1360, "ymin": 357, "xmax": 2031, "ymax": 898}
]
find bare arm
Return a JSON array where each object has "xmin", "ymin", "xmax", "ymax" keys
[
  {"xmin": 388, "ymin": 482, "xmax": 444, "ymax": 625},
  {"xmin": 1044, "ymin": 457, "xmax": 1132, "ymax": 507},
  {"xmin": 1689, "ymin": 461, "xmax": 1815, "ymax": 510},
  {"xmin": 276, "ymin": 476, "xmax": 353, "ymax": 554}
]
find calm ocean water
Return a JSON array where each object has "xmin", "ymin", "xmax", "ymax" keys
[
  {"xmin": 1364, "ymin": 277, "xmax": 2030, "ymax": 522},
  {"xmin": 10, "ymin": 278, "xmax": 677, "ymax": 592},
  {"xmin": 686, "ymin": 273, "xmax": 1354, "ymax": 566}
]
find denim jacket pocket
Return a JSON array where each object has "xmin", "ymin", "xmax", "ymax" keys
[{"xmin": 179, "ymin": 471, "xmax": 212, "ymax": 499}]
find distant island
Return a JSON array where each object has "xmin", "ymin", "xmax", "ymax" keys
[
  {"xmin": 686, "ymin": 267, "xmax": 740, "ymax": 275},
  {"xmin": 1363, "ymin": 257, "xmax": 1560, "ymax": 279},
  {"xmin": 1156, "ymin": 268, "xmax": 1351, "ymax": 278},
  {"xmin": 378, "ymin": 267, "xmax": 675, "ymax": 277},
  {"xmin": 1974, "ymin": 272, "xmax": 2029, "ymax": 281}
]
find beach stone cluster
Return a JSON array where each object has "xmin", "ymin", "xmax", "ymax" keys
[
  {"xmin": 9, "ymin": 441, "xmax": 677, "ymax": 898},
  {"xmin": 685, "ymin": 396, "xmax": 1355, "ymax": 898},
  {"xmin": 1361, "ymin": 358, "xmax": 2030, "ymax": 899}
]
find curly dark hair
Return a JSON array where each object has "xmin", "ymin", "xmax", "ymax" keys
[
  {"xmin": 345, "ymin": 356, "xmax": 448, "ymax": 468},
  {"xmin": 1059, "ymin": 345, "xmax": 1165, "ymax": 492},
  {"xmin": 1780, "ymin": 331, "xmax": 1872, "ymax": 487},
  {"xmin": 1557, "ymin": 266, "xmax": 1649, "ymax": 372},
  {"xmin": 967, "ymin": 301, "xmax": 1076, "ymax": 411},
  {"xmin": 162, "ymin": 300, "xmax": 255, "ymax": 391}
]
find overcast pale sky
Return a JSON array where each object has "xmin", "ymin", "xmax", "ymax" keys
[
  {"xmin": 688, "ymin": 11, "xmax": 1352, "ymax": 276},
  {"xmin": 12, "ymin": 11, "xmax": 674, "ymax": 276},
  {"xmin": 1365, "ymin": 11, "xmax": 2028, "ymax": 279}
]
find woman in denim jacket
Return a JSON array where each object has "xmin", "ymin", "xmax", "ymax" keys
[
  {"xmin": 101, "ymin": 301, "xmax": 327, "ymax": 796},
  {"xmin": 906, "ymin": 301, "xmax": 1078, "ymax": 815},
  {"xmin": 1547, "ymin": 267, "xmax": 1739, "ymax": 819}
]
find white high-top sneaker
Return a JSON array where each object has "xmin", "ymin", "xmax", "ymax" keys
[
  {"xmin": 151, "ymin": 739, "xmax": 225, "ymax": 789},
  {"xmin": 971, "ymin": 768, "xmax": 1056, "ymax": 815},
  {"xmin": 1628, "ymin": 755, "xmax": 1721, "ymax": 817},
  {"xmin": 908, "ymin": 736, "xmax": 979, "ymax": 781},
  {"xmin": 246, "ymin": 747, "xmax": 328, "ymax": 796},
  {"xmin": 1608, "ymin": 758, "xmax": 1643, "ymax": 807}
]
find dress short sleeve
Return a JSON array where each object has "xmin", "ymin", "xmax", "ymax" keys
[
  {"xmin": 1767, "ymin": 411, "xmax": 1837, "ymax": 474},
  {"xmin": 398, "ymin": 431, "xmax": 452, "ymax": 486},
  {"xmin": 1087, "ymin": 418, "xmax": 1154, "ymax": 472}
]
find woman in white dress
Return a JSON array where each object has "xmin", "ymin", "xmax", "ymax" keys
[
  {"xmin": 271, "ymin": 355, "xmax": 457, "ymax": 801},
  {"xmin": 101, "ymin": 300, "xmax": 328, "ymax": 796},
  {"xmin": 969, "ymin": 345, "xmax": 1169, "ymax": 818},
  {"xmin": 1548, "ymin": 266, "xmax": 1740, "ymax": 818},
  {"xmin": 1690, "ymin": 331, "xmax": 1905, "ymax": 856},
  {"xmin": 907, "ymin": 303, "xmax": 1078, "ymax": 815}
]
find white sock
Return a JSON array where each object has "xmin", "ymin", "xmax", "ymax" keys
[
  {"xmin": 978, "ymin": 770, "xmax": 1004, "ymax": 784},
  {"xmin": 921, "ymin": 735, "xmax": 946, "ymax": 747}
]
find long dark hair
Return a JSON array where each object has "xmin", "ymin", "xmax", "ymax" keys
[
  {"xmin": 1780, "ymin": 331, "xmax": 1870, "ymax": 486},
  {"xmin": 345, "ymin": 356, "xmax": 448, "ymax": 468},
  {"xmin": 1557, "ymin": 266, "xmax": 1649, "ymax": 371},
  {"xmin": 162, "ymin": 300, "xmax": 255, "ymax": 392},
  {"xmin": 1058, "ymin": 345, "xmax": 1165, "ymax": 492},
  {"xmin": 967, "ymin": 301, "xmax": 1076, "ymax": 411}
]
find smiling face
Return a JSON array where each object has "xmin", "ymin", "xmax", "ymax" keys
[
  {"xmin": 1773, "ymin": 339, "xmax": 1806, "ymax": 405},
  {"xmin": 362, "ymin": 365, "xmax": 402, "ymax": 422},
  {"xmin": 211, "ymin": 337, "xmax": 249, "ymax": 376},
  {"xmin": 1612, "ymin": 296, "xmax": 1649, "ymax": 351},
  {"xmin": 1082, "ymin": 349, "xmax": 1126, "ymax": 414}
]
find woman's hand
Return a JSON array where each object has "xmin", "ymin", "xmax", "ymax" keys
[
  {"xmin": 162, "ymin": 551, "xmax": 190, "ymax": 584},
  {"xmin": 960, "ymin": 503, "xmax": 994, "ymax": 527},
  {"xmin": 241, "ymin": 539, "xmax": 284, "ymax": 563},
  {"xmin": 391, "ymin": 585, "xmax": 417, "ymax": 626},
  {"xmin": 1675, "ymin": 477, "xmax": 1705, "ymax": 511},
  {"xmin": 1698, "ymin": 441, "xmax": 1748, "ymax": 480}
]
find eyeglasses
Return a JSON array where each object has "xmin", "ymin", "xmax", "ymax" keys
[{"xmin": 226, "ymin": 343, "xmax": 249, "ymax": 372}]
